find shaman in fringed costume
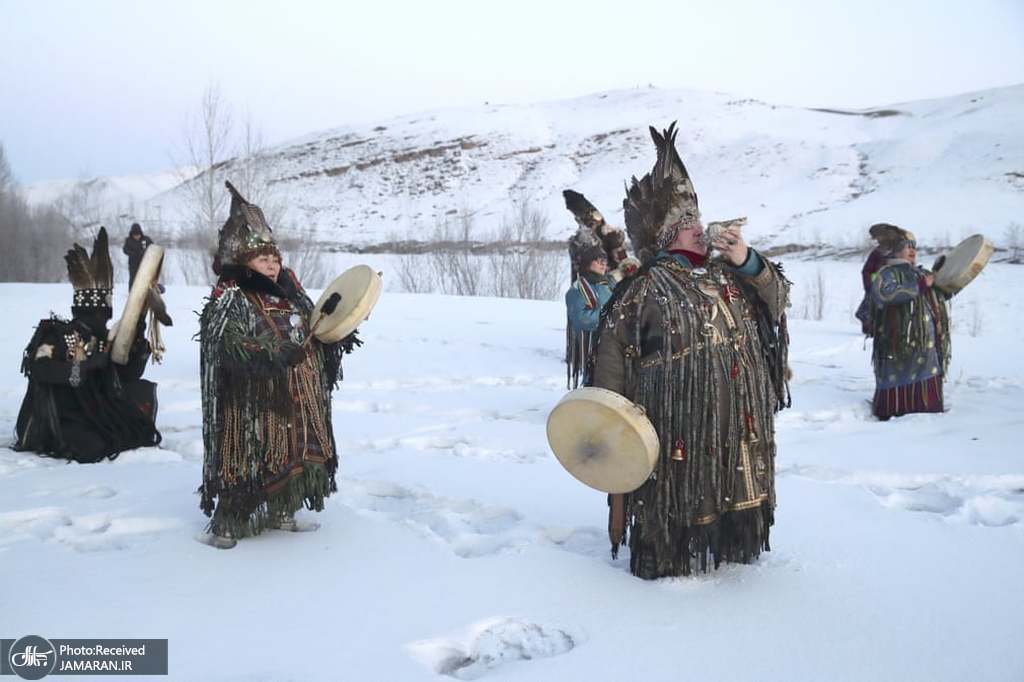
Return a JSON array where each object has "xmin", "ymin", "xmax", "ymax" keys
[
  {"xmin": 563, "ymin": 189, "xmax": 632, "ymax": 388},
  {"xmin": 199, "ymin": 182, "xmax": 357, "ymax": 548},
  {"xmin": 590, "ymin": 123, "xmax": 791, "ymax": 579},
  {"xmin": 15, "ymin": 228, "xmax": 161, "ymax": 463},
  {"xmin": 868, "ymin": 227, "xmax": 950, "ymax": 420}
]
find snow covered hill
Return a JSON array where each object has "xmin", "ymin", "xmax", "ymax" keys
[
  {"xmin": 26, "ymin": 85, "xmax": 1024, "ymax": 253},
  {"xmin": 1, "ymin": 262, "xmax": 1022, "ymax": 680}
]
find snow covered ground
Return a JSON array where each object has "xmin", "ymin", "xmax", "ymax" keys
[{"xmin": 1, "ymin": 260, "xmax": 1022, "ymax": 681}]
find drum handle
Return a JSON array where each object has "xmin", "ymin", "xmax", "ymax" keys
[{"xmin": 302, "ymin": 293, "xmax": 342, "ymax": 349}]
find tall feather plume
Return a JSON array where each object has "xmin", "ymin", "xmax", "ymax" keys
[
  {"xmin": 651, "ymin": 122, "xmax": 698, "ymax": 210},
  {"xmin": 89, "ymin": 227, "xmax": 113, "ymax": 290},
  {"xmin": 65, "ymin": 243, "xmax": 95, "ymax": 290},
  {"xmin": 622, "ymin": 123, "xmax": 702, "ymax": 263},
  {"xmin": 563, "ymin": 189, "xmax": 605, "ymax": 230},
  {"xmin": 563, "ymin": 189, "xmax": 628, "ymax": 270}
]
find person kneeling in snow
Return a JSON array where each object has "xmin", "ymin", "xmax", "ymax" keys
[
  {"xmin": 198, "ymin": 182, "xmax": 360, "ymax": 549},
  {"xmin": 15, "ymin": 228, "xmax": 161, "ymax": 463}
]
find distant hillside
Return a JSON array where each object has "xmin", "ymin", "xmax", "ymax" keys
[{"xmin": 27, "ymin": 84, "xmax": 1024, "ymax": 254}]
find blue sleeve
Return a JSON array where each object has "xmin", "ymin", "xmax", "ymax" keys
[
  {"xmin": 566, "ymin": 286, "xmax": 604, "ymax": 333},
  {"xmin": 871, "ymin": 266, "xmax": 920, "ymax": 307},
  {"xmin": 731, "ymin": 249, "xmax": 764, "ymax": 277}
]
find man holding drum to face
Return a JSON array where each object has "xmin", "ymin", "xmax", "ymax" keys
[
  {"xmin": 589, "ymin": 123, "xmax": 791, "ymax": 579},
  {"xmin": 198, "ymin": 182, "xmax": 360, "ymax": 549}
]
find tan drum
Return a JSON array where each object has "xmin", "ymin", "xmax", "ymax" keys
[
  {"xmin": 311, "ymin": 265, "xmax": 382, "ymax": 342},
  {"xmin": 111, "ymin": 245, "xmax": 170, "ymax": 365},
  {"xmin": 933, "ymin": 234, "xmax": 994, "ymax": 295},
  {"xmin": 546, "ymin": 387, "xmax": 659, "ymax": 494}
]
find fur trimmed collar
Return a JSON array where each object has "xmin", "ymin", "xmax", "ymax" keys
[{"xmin": 217, "ymin": 264, "xmax": 302, "ymax": 301}]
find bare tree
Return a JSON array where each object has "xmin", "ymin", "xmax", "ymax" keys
[
  {"xmin": 171, "ymin": 85, "xmax": 308, "ymax": 285},
  {"xmin": 179, "ymin": 83, "xmax": 233, "ymax": 240},
  {"xmin": 0, "ymin": 141, "xmax": 73, "ymax": 282},
  {"xmin": 0, "ymin": 144, "xmax": 13, "ymax": 195},
  {"xmin": 52, "ymin": 178, "xmax": 106, "ymax": 237}
]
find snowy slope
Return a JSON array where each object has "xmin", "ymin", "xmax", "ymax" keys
[
  {"xmin": 1, "ymin": 261, "xmax": 1022, "ymax": 681},
  {"xmin": 25, "ymin": 85, "xmax": 1024, "ymax": 252}
]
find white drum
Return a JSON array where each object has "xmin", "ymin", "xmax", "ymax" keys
[
  {"xmin": 546, "ymin": 387, "xmax": 659, "ymax": 494},
  {"xmin": 111, "ymin": 245, "xmax": 167, "ymax": 365},
  {"xmin": 311, "ymin": 265, "xmax": 382, "ymax": 342},
  {"xmin": 933, "ymin": 234, "xmax": 994, "ymax": 295}
]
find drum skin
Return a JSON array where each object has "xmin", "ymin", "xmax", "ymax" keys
[
  {"xmin": 111, "ymin": 245, "xmax": 164, "ymax": 365},
  {"xmin": 934, "ymin": 234, "xmax": 994, "ymax": 294},
  {"xmin": 546, "ymin": 387, "xmax": 659, "ymax": 494},
  {"xmin": 312, "ymin": 265, "xmax": 382, "ymax": 343}
]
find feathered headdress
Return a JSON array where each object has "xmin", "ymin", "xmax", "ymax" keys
[
  {"xmin": 65, "ymin": 227, "xmax": 114, "ymax": 308},
  {"xmin": 869, "ymin": 222, "xmax": 915, "ymax": 256},
  {"xmin": 563, "ymin": 189, "xmax": 627, "ymax": 270},
  {"xmin": 217, "ymin": 180, "xmax": 279, "ymax": 267},
  {"xmin": 623, "ymin": 122, "xmax": 701, "ymax": 263}
]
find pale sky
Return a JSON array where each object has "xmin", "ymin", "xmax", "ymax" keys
[{"xmin": 1, "ymin": 0, "xmax": 1022, "ymax": 183}]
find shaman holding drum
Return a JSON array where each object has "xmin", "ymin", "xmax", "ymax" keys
[
  {"xmin": 867, "ymin": 226, "xmax": 952, "ymax": 420},
  {"xmin": 589, "ymin": 123, "xmax": 791, "ymax": 579},
  {"xmin": 198, "ymin": 182, "xmax": 362, "ymax": 549}
]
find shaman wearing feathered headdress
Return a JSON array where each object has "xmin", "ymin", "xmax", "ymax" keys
[
  {"xmin": 588, "ymin": 123, "xmax": 792, "ymax": 579},
  {"xmin": 562, "ymin": 189, "xmax": 622, "ymax": 388},
  {"xmin": 198, "ymin": 181, "xmax": 361, "ymax": 549},
  {"xmin": 14, "ymin": 228, "xmax": 161, "ymax": 462}
]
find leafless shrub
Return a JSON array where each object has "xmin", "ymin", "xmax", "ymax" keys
[
  {"xmin": 800, "ymin": 267, "xmax": 826, "ymax": 320},
  {"xmin": 967, "ymin": 298, "xmax": 984, "ymax": 338},
  {"xmin": 429, "ymin": 211, "xmax": 483, "ymax": 296},
  {"xmin": 487, "ymin": 200, "xmax": 561, "ymax": 300},
  {"xmin": 278, "ymin": 221, "xmax": 330, "ymax": 289},
  {"xmin": 1004, "ymin": 222, "xmax": 1022, "ymax": 263}
]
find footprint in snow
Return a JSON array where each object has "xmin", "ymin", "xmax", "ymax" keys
[
  {"xmin": 0, "ymin": 506, "xmax": 180, "ymax": 551},
  {"xmin": 868, "ymin": 479, "xmax": 1023, "ymax": 527},
  {"xmin": 409, "ymin": 618, "xmax": 577, "ymax": 679},
  {"xmin": 341, "ymin": 479, "xmax": 525, "ymax": 558}
]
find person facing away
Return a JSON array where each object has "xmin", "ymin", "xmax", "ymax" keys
[
  {"xmin": 122, "ymin": 222, "xmax": 153, "ymax": 287},
  {"xmin": 589, "ymin": 123, "xmax": 791, "ymax": 579},
  {"xmin": 868, "ymin": 228, "xmax": 951, "ymax": 420},
  {"xmin": 15, "ymin": 227, "xmax": 161, "ymax": 463}
]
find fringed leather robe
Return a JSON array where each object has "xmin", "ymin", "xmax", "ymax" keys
[
  {"xmin": 199, "ymin": 266, "xmax": 349, "ymax": 537},
  {"xmin": 591, "ymin": 251, "xmax": 790, "ymax": 579}
]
